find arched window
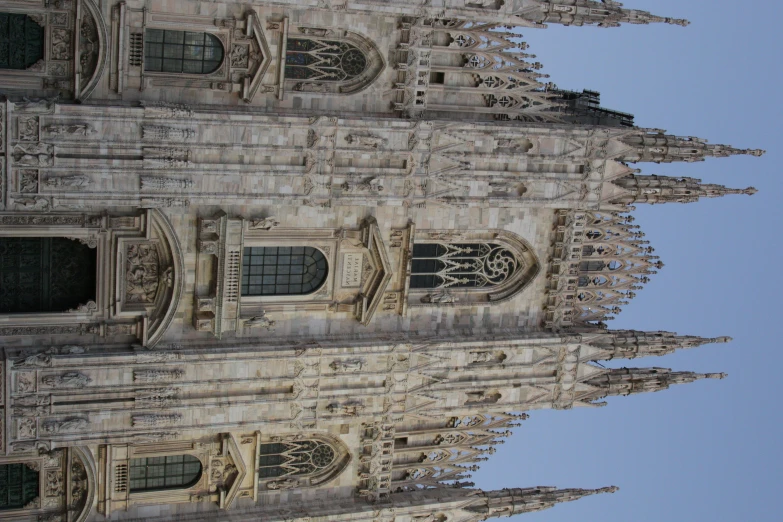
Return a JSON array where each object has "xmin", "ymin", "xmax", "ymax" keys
[
  {"xmin": 258, "ymin": 439, "xmax": 348, "ymax": 485},
  {"xmin": 129, "ymin": 455, "xmax": 202, "ymax": 492},
  {"xmin": 0, "ymin": 13, "xmax": 44, "ymax": 70},
  {"xmin": 285, "ymin": 38, "xmax": 368, "ymax": 81},
  {"xmin": 144, "ymin": 29, "xmax": 223, "ymax": 74},
  {"xmin": 0, "ymin": 463, "xmax": 39, "ymax": 510},
  {"xmin": 241, "ymin": 246, "xmax": 328, "ymax": 296},
  {"xmin": 410, "ymin": 242, "xmax": 519, "ymax": 289},
  {"xmin": 0, "ymin": 237, "xmax": 96, "ymax": 313}
]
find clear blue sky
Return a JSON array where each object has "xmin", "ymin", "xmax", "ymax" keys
[{"xmin": 474, "ymin": 1, "xmax": 783, "ymax": 520}]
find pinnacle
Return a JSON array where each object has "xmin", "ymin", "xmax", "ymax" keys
[
  {"xmin": 703, "ymin": 372, "xmax": 728, "ymax": 380},
  {"xmin": 744, "ymin": 187, "xmax": 758, "ymax": 195},
  {"xmin": 664, "ymin": 18, "xmax": 690, "ymax": 27}
]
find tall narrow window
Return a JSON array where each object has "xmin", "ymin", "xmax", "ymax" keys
[
  {"xmin": 0, "ymin": 13, "xmax": 44, "ymax": 70},
  {"xmin": 410, "ymin": 242, "xmax": 520, "ymax": 289},
  {"xmin": 0, "ymin": 237, "xmax": 97, "ymax": 314},
  {"xmin": 258, "ymin": 440, "xmax": 339, "ymax": 479},
  {"xmin": 241, "ymin": 247, "xmax": 327, "ymax": 296},
  {"xmin": 144, "ymin": 29, "xmax": 223, "ymax": 74},
  {"xmin": 285, "ymin": 38, "xmax": 368, "ymax": 81},
  {"xmin": 0, "ymin": 463, "xmax": 39, "ymax": 510},
  {"xmin": 129, "ymin": 455, "xmax": 202, "ymax": 492}
]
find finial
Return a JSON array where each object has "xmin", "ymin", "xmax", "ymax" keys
[
  {"xmin": 597, "ymin": 486, "xmax": 620, "ymax": 494},
  {"xmin": 665, "ymin": 18, "xmax": 690, "ymax": 27},
  {"xmin": 744, "ymin": 149, "xmax": 765, "ymax": 157},
  {"xmin": 743, "ymin": 187, "xmax": 758, "ymax": 195},
  {"xmin": 710, "ymin": 336, "xmax": 733, "ymax": 344},
  {"xmin": 705, "ymin": 372, "xmax": 728, "ymax": 380}
]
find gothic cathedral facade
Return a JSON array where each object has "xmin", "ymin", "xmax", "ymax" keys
[{"xmin": 0, "ymin": 1, "xmax": 762, "ymax": 521}]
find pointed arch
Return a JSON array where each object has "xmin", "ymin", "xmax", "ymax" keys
[
  {"xmin": 284, "ymin": 27, "xmax": 384, "ymax": 95},
  {"xmin": 258, "ymin": 434, "xmax": 351, "ymax": 490},
  {"xmin": 410, "ymin": 230, "xmax": 541, "ymax": 306}
]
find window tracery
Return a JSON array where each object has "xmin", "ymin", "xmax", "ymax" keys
[
  {"xmin": 257, "ymin": 437, "xmax": 349, "ymax": 487},
  {"xmin": 0, "ymin": 463, "xmax": 39, "ymax": 510},
  {"xmin": 144, "ymin": 29, "xmax": 224, "ymax": 74},
  {"xmin": 241, "ymin": 246, "xmax": 328, "ymax": 296},
  {"xmin": 285, "ymin": 38, "xmax": 368, "ymax": 81},
  {"xmin": 0, "ymin": 13, "xmax": 44, "ymax": 70},
  {"xmin": 129, "ymin": 455, "xmax": 202, "ymax": 492},
  {"xmin": 410, "ymin": 242, "xmax": 520, "ymax": 289}
]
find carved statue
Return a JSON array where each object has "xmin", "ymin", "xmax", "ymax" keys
[
  {"xmin": 41, "ymin": 417, "xmax": 88, "ymax": 434},
  {"xmin": 13, "ymin": 143, "xmax": 53, "ymax": 166},
  {"xmin": 421, "ymin": 291, "xmax": 459, "ymax": 304},
  {"xmin": 297, "ymin": 27, "xmax": 331, "ymax": 37},
  {"xmin": 329, "ymin": 359, "xmax": 364, "ymax": 373},
  {"xmin": 14, "ymin": 96, "xmax": 58, "ymax": 113},
  {"xmin": 245, "ymin": 312, "xmax": 276, "ymax": 330},
  {"xmin": 44, "ymin": 123, "xmax": 97, "ymax": 136},
  {"xmin": 249, "ymin": 217, "xmax": 281, "ymax": 230},
  {"xmin": 267, "ymin": 478, "xmax": 300, "ymax": 490},
  {"xmin": 341, "ymin": 177, "xmax": 383, "ymax": 193},
  {"xmin": 326, "ymin": 402, "xmax": 365, "ymax": 416},
  {"xmin": 293, "ymin": 82, "xmax": 329, "ymax": 93},
  {"xmin": 44, "ymin": 174, "xmax": 92, "ymax": 188},
  {"xmin": 16, "ymin": 352, "xmax": 52, "ymax": 368},
  {"xmin": 41, "ymin": 372, "xmax": 92, "ymax": 388},
  {"xmin": 345, "ymin": 134, "xmax": 387, "ymax": 149}
]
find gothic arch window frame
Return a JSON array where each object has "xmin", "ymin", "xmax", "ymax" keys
[
  {"xmin": 283, "ymin": 27, "xmax": 385, "ymax": 95},
  {"xmin": 141, "ymin": 27, "xmax": 226, "ymax": 78},
  {"xmin": 0, "ymin": 209, "xmax": 183, "ymax": 348},
  {"xmin": 240, "ymin": 244, "xmax": 330, "ymax": 298},
  {"xmin": 408, "ymin": 230, "xmax": 541, "ymax": 307},
  {"xmin": 142, "ymin": 28, "xmax": 225, "ymax": 76},
  {"xmin": 257, "ymin": 434, "xmax": 351, "ymax": 490}
]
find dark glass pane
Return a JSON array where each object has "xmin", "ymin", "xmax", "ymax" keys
[
  {"xmin": 0, "ymin": 238, "xmax": 96, "ymax": 314},
  {"xmin": 241, "ymin": 247, "xmax": 328, "ymax": 296},
  {"xmin": 144, "ymin": 29, "xmax": 223, "ymax": 74},
  {"xmin": 0, "ymin": 463, "xmax": 39, "ymax": 510},
  {"xmin": 129, "ymin": 455, "xmax": 202, "ymax": 492},
  {"xmin": 0, "ymin": 14, "xmax": 44, "ymax": 70}
]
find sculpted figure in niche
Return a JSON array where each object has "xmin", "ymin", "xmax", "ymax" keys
[
  {"xmin": 44, "ymin": 123, "xmax": 97, "ymax": 136},
  {"xmin": 470, "ymin": 351, "xmax": 507, "ymax": 364},
  {"xmin": 330, "ymin": 359, "xmax": 364, "ymax": 373},
  {"xmin": 15, "ymin": 97, "xmax": 57, "ymax": 113},
  {"xmin": 41, "ymin": 372, "xmax": 92, "ymax": 388},
  {"xmin": 345, "ymin": 134, "xmax": 387, "ymax": 149},
  {"xmin": 13, "ymin": 143, "xmax": 53, "ymax": 166},
  {"xmin": 249, "ymin": 217, "xmax": 281, "ymax": 230},
  {"xmin": 246, "ymin": 313, "xmax": 276, "ymax": 330},
  {"xmin": 421, "ymin": 291, "xmax": 459, "ymax": 304},
  {"xmin": 267, "ymin": 478, "xmax": 300, "ymax": 490},
  {"xmin": 44, "ymin": 174, "xmax": 92, "ymax": 188},
  {"xmin": 465, "ymin": 390, "xmax": 501, "ymax": 405}
]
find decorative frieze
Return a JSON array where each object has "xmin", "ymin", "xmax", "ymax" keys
[
  {"xmin": 132, "ymin": 413, "xmax": 182, "ymax": 427},
  {"xmin": 133, "ymin": 369, "xmax": 185, "ymax": 383}
]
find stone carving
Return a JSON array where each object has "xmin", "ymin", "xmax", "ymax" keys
[
  {"xmin": 133, "ymin": 369, "xmax": 185, "ymax": 383},
  {"xmin": 230, "ymin": 44, "xmax": 250, "ymax": 68},
  {"xmin": 19, "ymin": 170, "xmax": 39, "ymax": 193},
  {"xmin": 140, "ymin": 197, "xmax": 191, "ymax": 208},
  {"xmin": 16, "ymin": 373, "xmax": 35, "ymax": 394},
  {"xmin": 14, "ymin": 404, "xmax": 49, "ymax": 416},
  {"xmin": 143, "ymin": 147, "xmax": 192, "ymax": 169},
  {"xmin": 140, "ymin": 176, "xmax": 194, "ymax": 190},
  {"xmin": 267, "ymin": 478, "xmax": 300, "ymax": 490},
  {"xmin": 421, "ymin": 291, "xmax": 459, "ymax": 304},
  {"xmin": 464, "ymin": 390, "xmax": 502, "ymax": 405},
  {"xmin": 14, "ymin": 196, "xmax": 50, "ymax": 211},
  {"xmin": 44, "ymin": 123, "xmax": 96, "ymax": 136},
  {"xmin": 18, "ymin": 116, "xmax": 39, "ymax": 140},
  {"xmin": 16, "ymin": 353, "xmax": 52, "ymax": 368},
  {"xmin": 44, "ymin": 174, "xmax": 91, "ymax": 188},
  {"xmin": 245, "ymin": 312, "xmax": 276, "ymax": 330},
  {"xmin": 142, "ymin": 126, "xmax": 196, "ymax": 141},
  {"xmin": 14, "ymin": 97, "xmax": 57, "ymax": 114},
  {"xmin": 297, "ymin": 27, "xmax": 335, "ymax": 37},
  {"xmin": 49, "ymin": 62, "xmax": 67, "ymax": 77},
  {"xmin": 125, "ymin": 243, "xmax": 162, "ymax": 304},
  {"xmin": 41, "ymin": 372, "xmax": 91, "ymax": 388},
  {"xmin": 249, "ymin": 217, "xmax": 280, "ymax": 230},
  {"xmin": 293, "ymin": 82, "xmax": 328, "ymax": 93},
  {"xmin": 0, "ymin": 215, "xmax": 84, "ymax": 226},
  {"xmin": 329, "ymin": 359, "xmax": 364, "ymax": 373},
  {"xmin": 326, "ymin": 402, "xmax": 365, "ymax": 416},
  {"xmin": 13, "ymin": 143, "xmax": 54, "ymax": 166},
  {"xmin": 67, "ymin": 300, "xmax": 98, "ymax": 312},
  {"xmin": 132, "ymin": 413, "xmax": 182, "ymax": 427},
  {"xmin": 41, "ymin": 417, "xmax": 88, "ymax": 434},
  {"xmin": 133, "ymin": 432, "xmax": 180, "ymax": 442},
  {"xmin": 345, "ymin": 134, "xmax": 387, "ymax": 149},
  {"xmin": 136, "ymin": 388, "xmax": 181, "ymax": 408},
  {"xmin": 140, "ymin": 101, "xmax": 194, "ymax": 118},
  {"xmin": 18, "ymin": 418, "xmax": 37, "ymax": 439},
  {"xmin": 45, "ymin": 470, "xmax": 63, "ymax": 497},
  {"xmin": 135, "ymin": 351, "xmax": 179, "ymax": 363},
  {"xmin": 51, "ymin": 28, "xmax": 72, "ymax": 60},
  {"xmin": 470, "ymin": 351, "xmax": 507, "ymax": 364},
  {"xmin": 340, "ymin": 177, "xmax": 383, "ymax": 194}
]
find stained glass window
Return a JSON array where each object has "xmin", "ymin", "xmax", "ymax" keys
[
  {"xmin": 0, "ymin": 13, "xmax": 44, "ymax": 70},
  {"xmin": 0, "ymin": 463, "xmax": 39, "ymax": 510},
  {"xmin": 410, "ymin": 242, "xmax": 519, "ymax": 289},
  {"xmin": 241, "ymin": 247, "xmax": 328, "ymax": 296},
  {"xmin": 0, "ymin": 238, "xmax": 97, "ymax": 314},
  {"xmin": 285, "ymin": 38, "xmax": 368, "ymax": 81},
  {"xmin": 258, "ymin": 440, "xmax": 337, "ymax": 479},
  {"xmin": 129, "ymin": 455, "xmax": 202, "ymax": 492},
  {"xmin": 144, "ymin": 29, "xmax": 223, "ymax": 74}
]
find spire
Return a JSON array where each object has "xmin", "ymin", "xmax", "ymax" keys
[
  {"xmin": 610, "ymin": 174, "xmax": 758, "ymax": 205},
  {"xmin": 619, "ymin": 131, "xmax": 766, "ymax": 163},
  {"xmin": 536, "ymin": 1, "xmax": 689, "ymax": 29},
  {"xmin": 466, "ymin": 485, "xmax": 619, "ymax": 518},
  {"xmin": 585, "ymin": 367, "xmax": 727, "ymax": 399},
  {"xmin": 585, "ymin": 330, "xmax": 732, "ymax": 360}
]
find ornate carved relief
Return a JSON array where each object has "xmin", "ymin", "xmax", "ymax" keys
[
  {"xmin": 133, "ymin": 369, "xmax": 185, "ymax": 383},
  {"xmin": 142, "ymin": 126, "xmax": 195, "ymax": 141},
  {"xmin": 125, "ymin": 243, "xmax": 163, "ymax": 304},
  {"xmin": 41, "ymin": 417, "xmax": 88, "ymax": 434},
  {"xmin": 44, "ymin": 123, "xmax": 96, "ymax": 136},
  {"xmin": 12, "ymin": 143, "xmax": 53, "ymax": 166},
  {"xmin": 132, "ymin": 413, "xmax": 182, "ymax": 427},
  {"xmin": 41, "ymin": 372, "xmax": 92, "ymax": 388},
  {"xmin": 44, "ymin": 174, "xmax": 91, "ymax": 188},
  {"xmin": 19, "ymin": 170, "xmax": 39, "ymax": 192},
  {"xmin": 140, "ymin": 176, "xmax": 194, "ymax": 190},
  {"xmin": 140, "ymin": 101, "xmax": 194, "ymax": 118},
  {"xmin": 18, "ymin": 116, "xmax": 39, "ymax": 141}
]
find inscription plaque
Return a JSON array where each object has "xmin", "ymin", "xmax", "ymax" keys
[{"xmin": 341, "ymin": 253, "xmax": 364, "ymax": 288}]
